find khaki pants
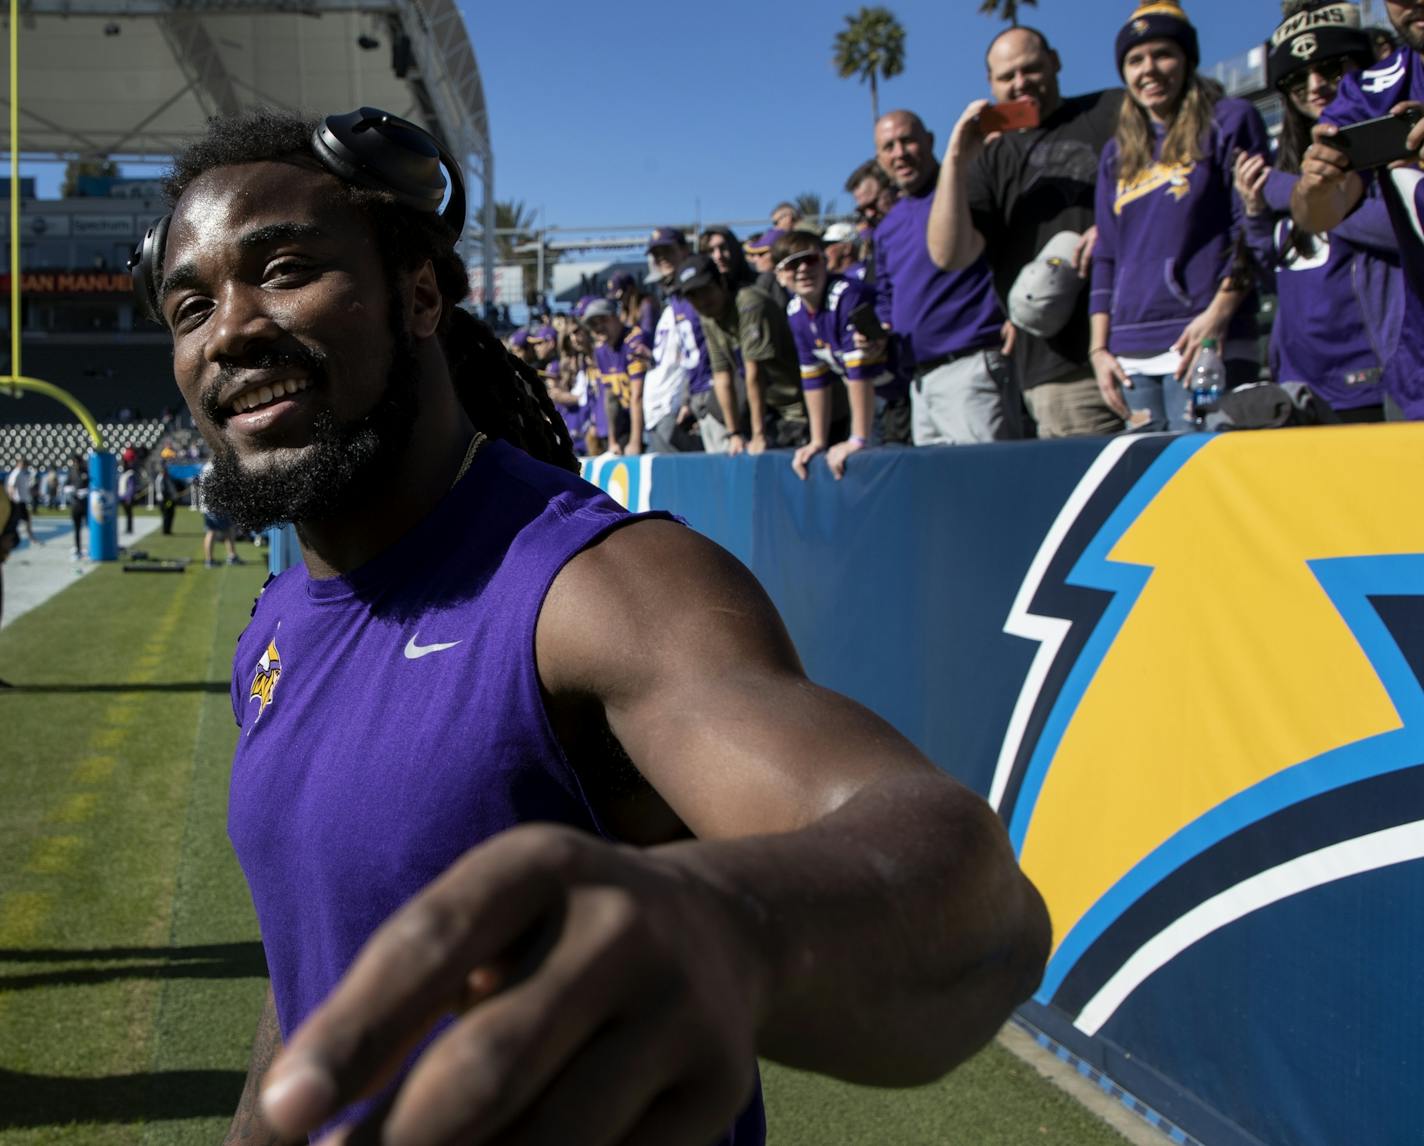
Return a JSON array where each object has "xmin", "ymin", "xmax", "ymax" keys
[{"xmin": 1023, "ymin": 371, "xmax": 1124, "ymax": 438}]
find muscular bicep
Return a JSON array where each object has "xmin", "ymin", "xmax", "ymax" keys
[{"xmin": 536, "ymin": 519, "xmax": 937, "ymax": 840}]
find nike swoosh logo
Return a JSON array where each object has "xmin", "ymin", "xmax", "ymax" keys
[{"xmin": 404, "ymin": 635, "xmax": 462, "ymax": 660}]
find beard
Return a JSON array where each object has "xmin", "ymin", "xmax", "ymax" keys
[{"xmin": 199, "ymin": 318, "xmax": 422, "ymax": 534}]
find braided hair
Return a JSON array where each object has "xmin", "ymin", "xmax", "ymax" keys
[{"xmin": 163, "ymin": 108, "xmax": 579, "ymax": 473}]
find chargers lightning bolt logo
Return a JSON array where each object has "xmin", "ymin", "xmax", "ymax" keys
[{"xmin": 993, "ymin": 427, "xmax": 1424, "ymax": 1035}]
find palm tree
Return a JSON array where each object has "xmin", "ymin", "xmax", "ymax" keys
[
  {"xmin": 492, "ymin": 199, "xmax": 537, "ymax": 264},
  {"xmin": 833, "ymin": 7, "xmax": 906, "ymax": 123},
  {"xmin": 978, "ymin": 0, "xmax": 1037, "ymax": 26},
  {"xmin": 490, "ymin": 199, "xmax": 553, "ymax": 297},
  {"xmin": 792, "ymin": 192, "xmax": 839, "ymax": 227}
]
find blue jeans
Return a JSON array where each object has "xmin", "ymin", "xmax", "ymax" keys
[{"xmin": 1124, "ymin": 371, "xmax": 1196, "ymax": 433}]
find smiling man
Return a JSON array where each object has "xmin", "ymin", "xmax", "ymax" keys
[
  {"xmin": 144, "ymin": 109, "xmax": 1050, "ymax": 1146},
  {"xmin": 872, "ymin": 110, "xmax": 1021, "ymax": 444},
  {"xmin": 926, "ymin": 28, "xmax": 1125, "ymax": 439}
]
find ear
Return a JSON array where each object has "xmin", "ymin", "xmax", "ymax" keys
[
  {"xmin": 1051, "ymin": 50, "xmax": 1062, "ymax": 75},
  {"xmin": 406, "ymin": 259, "xmax": 443, "ymax": 340}
]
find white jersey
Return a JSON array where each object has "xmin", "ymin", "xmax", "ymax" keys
[
  {"xmin": 641, "ymin": 302, "xmax": 693, "ymax": 427},
  {"xmin": 5, "ymin": 466, "xmax": 34, "ymax": 505}
]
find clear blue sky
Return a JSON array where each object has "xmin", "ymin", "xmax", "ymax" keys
[
  {"xmin": 463, "ymin": 0, "xmax": 1294, "ymax": 229},
  {"xmin": 15, "ymin": 0, "xmax": 1304, "ymax": 225}
]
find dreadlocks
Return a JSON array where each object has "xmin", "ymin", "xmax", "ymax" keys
[{"xmin": 163, "ymin": 107, "xmax": 580, "ymax": 474}]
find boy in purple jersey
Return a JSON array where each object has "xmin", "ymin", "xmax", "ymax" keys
[
  {"xmin": 148, "ymin": 108, "xmax": 1048, "ymax": 1146},
  {"xmin": 776, "ymin": 230, "xmax": 905, "ymax": 480},
  {"xmin": 584, "ymin": 299, "xmax": 648, "ymax": 455},
  {"xmin": 1294, "ymin": 0, "xmax": 1424, "ymax": 418}
]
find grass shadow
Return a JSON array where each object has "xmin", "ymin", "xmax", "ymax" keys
[
  {"xmin": 0, "ymin": 1067, "xmax": 244, "ymax": 1127},
  {"xmin": 0, "ymin": 941, "xmax": 266, "ymax": 990},
  {"xmin": 0, "ymin": 681, "xmax": 231, "ymax": 695}
]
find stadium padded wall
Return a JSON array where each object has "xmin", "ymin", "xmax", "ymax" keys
[{"xmin": 580, "ymin": 427, "xmax": 1424, "ymax": 1146}]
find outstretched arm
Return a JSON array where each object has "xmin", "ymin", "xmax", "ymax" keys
[
  {"xmin": 926, "ymin": 100, "xmax": 993, "ymax": 271},
  {"xmin": 222, "ymin": 984, "xmax": 284, "ymax": 1146},
  {"xmin": 255, "ymin": 522, "xmax": 1050, "ymax": 1144}
]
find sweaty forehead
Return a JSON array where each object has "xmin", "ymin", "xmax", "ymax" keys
[{"xmin": 166, "ymin": 160, "xmax": 353, "ymax": 259}]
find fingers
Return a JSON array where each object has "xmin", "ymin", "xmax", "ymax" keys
[
  {"xmin": 1097, "ymin": 376, "xmax": 1129, "ymax": 419},
  {"xmin": 1399, "ymin": 103, "xmax": 1424, "ymax": 155},
  {"xmin": 331, "ymin": 885, "xmax": 653, "ymax": 1146},
  {"xmin": 1072, "ymin": 227, "xmax": 1098, "ymax": 277},
  {"xmin": 1000, "ymin": 320, "xmax": 1017, "ymax": 358},
  {"xmin": 262, "ymin": 827, "xmax": 587, "ymax": 1139}
]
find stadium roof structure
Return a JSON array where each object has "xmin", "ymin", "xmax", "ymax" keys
[{"xmin": 1, "ymin": 0, "xmax": 496, "ymax": 292}]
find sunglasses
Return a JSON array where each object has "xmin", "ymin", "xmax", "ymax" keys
[
  {"xmin": 1281, "ymin": 58, "xmax": 1349, "ymax": 97},
  {"xmin": 775, "ymin": 249, "xmax": 823, "ymax": 273}
]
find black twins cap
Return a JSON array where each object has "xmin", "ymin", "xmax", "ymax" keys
[{"xmin": 1267, "ymin": 2, "xmax": 1374, "ymax": 90}]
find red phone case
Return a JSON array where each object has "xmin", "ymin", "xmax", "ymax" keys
[{"xmin": 979, "ymin": 99, "xmax": 1040, "ymax": 135}]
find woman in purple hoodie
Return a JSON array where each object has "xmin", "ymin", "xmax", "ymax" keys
[
  {"xmin": 1234, "ymin": 1, "xmax": 1402, "ymax": 422},
  {"xmin": 1089, "ymin": 1, "xmax": 1270, "ymax": 432}
]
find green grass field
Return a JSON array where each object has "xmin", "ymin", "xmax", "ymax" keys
[{"xmin": 0, "ymin": 512, "xmax": 1129, "ymax": 1145}]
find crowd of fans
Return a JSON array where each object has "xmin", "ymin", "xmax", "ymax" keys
[{"xmin": 502, "ymin": 0, "xmax": 1424, "ymax": 477}]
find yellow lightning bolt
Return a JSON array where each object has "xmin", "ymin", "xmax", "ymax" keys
[{"xmin": 1020, "ymin": 425, "xmax": 1424, "ymax": 955}]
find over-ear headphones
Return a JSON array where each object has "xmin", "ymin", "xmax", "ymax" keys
[{"xmin": 128, "ymin": 106, "xmax": 467, "ymax": 324}]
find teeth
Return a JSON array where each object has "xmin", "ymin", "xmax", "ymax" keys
[{"xmin": 230, "ymin": 376, "xmax": 310, "ymax": 414}]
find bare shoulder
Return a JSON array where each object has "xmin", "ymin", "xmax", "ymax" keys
[{"xmin": 537, "ymin": 517, "xmax": 803, "ymax": 703}]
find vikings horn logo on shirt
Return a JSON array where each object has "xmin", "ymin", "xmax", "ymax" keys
[{"xmin": 249, "ymin": 637, "xmax": 283, "ymax": 723}]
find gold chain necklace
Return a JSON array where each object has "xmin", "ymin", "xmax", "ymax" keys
[{"xmin": 450, "ymin": 431, "xmax": 487, "ymax": 489}]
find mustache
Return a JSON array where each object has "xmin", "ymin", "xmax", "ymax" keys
[{"xmin": 200, "ymin": 346, "xmax": 330, "ymax": 425}]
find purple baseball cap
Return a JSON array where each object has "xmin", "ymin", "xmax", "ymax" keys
[
  {"xmin": 508, "ymin": 328, "xmax": 530, "ymax": 349},
  {"xmin": 573, "ymin": 294, "xmax": 600, "ymax": 318},
  {"xmin": 743, "ymin": 228, "xmax": 785, "ymax": 256},
  {"xmin": 531, "ymin": 325, "xmax": 557, "ymax": 343},
  {"xmin": 606, "ymin": 271, "xmax": 637, "ymax": 295},
  {"xmin": 645, "ymin": 227, "xmax": 687, "ymax": 253}
]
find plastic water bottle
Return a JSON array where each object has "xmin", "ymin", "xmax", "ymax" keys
[{"xmin": 1190, "ymin": 339, "xmax": 1224, "ymax": 430}]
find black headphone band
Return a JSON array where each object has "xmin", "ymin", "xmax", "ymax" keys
[{"xmin": 129, "ymin": 106, "xmax": 466, "ymax": 324}]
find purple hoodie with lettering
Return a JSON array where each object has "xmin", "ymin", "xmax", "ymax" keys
[
  {"xmin": 1322, "ymin": 47, "xmax": 1424, "ymax": 418},
  {"xmin": 1244, "ymin": 169, "xmax": 1401, "ymax": 410},
  {"xmin": 1091, "ymin": 96, "xmax": 1269, "ymax": 360}
]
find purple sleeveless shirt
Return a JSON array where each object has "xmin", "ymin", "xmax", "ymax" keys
[{"xmin": 227, "ymin": 439, "xmax": 765, "ymax": 1142}]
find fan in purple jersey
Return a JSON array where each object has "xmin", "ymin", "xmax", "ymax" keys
[
  {"xmin": 584, "ymin": 298, "xmax": 647, "ymax": 455},
  {"xmin": 149, "ymin": 107, "xmax": 1048, "ymax": 1146},
  {"xmin": 1234, "ymin": 1, "xmax": 1401, "ymax": 421},
  {"xmin": 1088, "ymin": 1, "xmax": 1269, "ymax": 433},
  {"xmin": 1294, "ymin": 0, "xmax": 1424, "ymax": 419},
  {"xmin": 776, "ymin": 229, "xmax": 906, "ymax": 481},
  {"xmin": 872, "ymin": 109, "xmax": 1022, "ymax": 444}
]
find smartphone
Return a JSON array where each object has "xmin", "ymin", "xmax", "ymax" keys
[
  {"xmin": 978, "ymin": 98, "xmax": 1041, "ymax": 135},
  {"xmin": 847, "ymin": 302, "xmax": 886, "ymax": 341},
  {"xmin": 1332, "ymin": 108, "xmax": 1423, "ymax": 171}
]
